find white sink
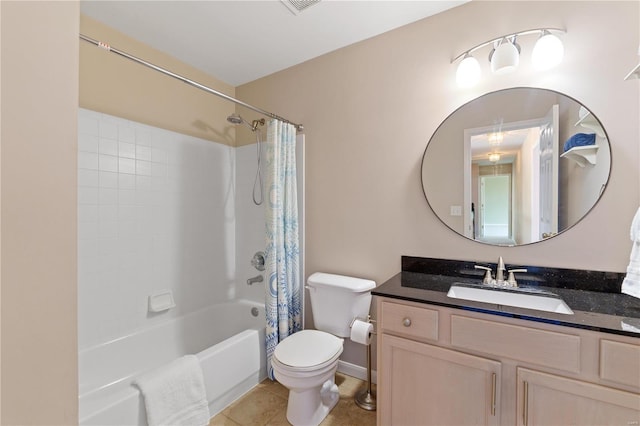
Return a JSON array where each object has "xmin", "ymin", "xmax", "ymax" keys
[{"xmin": 447, "ymin": 284, "xmax": 574, "ymax": 315}]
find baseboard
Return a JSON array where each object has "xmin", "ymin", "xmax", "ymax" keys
[{"xmin": 337, "ymin": 360, "xmax": 377, "ymax": 384}]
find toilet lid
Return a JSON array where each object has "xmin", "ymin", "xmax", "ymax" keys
[{"xmin": 274, "ymin": 330, "xmax": 343, "ymax": 368}]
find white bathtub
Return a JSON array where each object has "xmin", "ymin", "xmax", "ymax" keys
[{"xmin": 79, "ymin": 300, "xmax": 267, "ymax": 425}]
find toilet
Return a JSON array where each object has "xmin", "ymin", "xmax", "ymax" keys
[{"xmin": 272, "ymin": 272, "xmax": 376, "ymax": 426}]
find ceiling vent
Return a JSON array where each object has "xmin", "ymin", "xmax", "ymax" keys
[{"xmin": 280, "ymin": 0, "xmax": 321, "ymax": 15}]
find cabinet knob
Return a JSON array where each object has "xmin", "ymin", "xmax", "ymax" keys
[{"xmin": 402, "ymin": 317, "xmax": 412, "ymax": 327}]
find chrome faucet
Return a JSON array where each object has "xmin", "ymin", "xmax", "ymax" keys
[
  {"xmin": 495, "ymin": 256, "xmax": 506, "ymax": 284},
  {"xmin": 474, "ymin": 265, "xmax": 493, "ymax": 284},
  {"xmin": 506, "ymin": 268, "xmax": 528, "ymax": 288},
  {"xmin": 247, "ymin": 275, "xmax": 264, "ymax": 285},
  {"xmin": 475, "ymin": 257, "xmax": 518, "ymax": 287}
]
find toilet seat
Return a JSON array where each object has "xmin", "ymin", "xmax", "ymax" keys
[{"xmin": 273, "ymin": 330, "xmax": 343, "ymax": 372}]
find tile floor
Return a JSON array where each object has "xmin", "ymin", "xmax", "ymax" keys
[{"xmin": 209, "ymin": 373, "xmax": 377, "ymax": 426}]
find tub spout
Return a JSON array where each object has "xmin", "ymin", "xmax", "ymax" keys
[{"xmin": 247, "ymin": 275, "xmax": 264, "ymax": 285}]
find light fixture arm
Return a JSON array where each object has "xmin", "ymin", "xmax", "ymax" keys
[{"xmin": 452, "ymin": 27, "xmax": 565, "ymax": 64}]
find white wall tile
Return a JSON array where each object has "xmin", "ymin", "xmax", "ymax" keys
[
  {"xmin": 99, "ymin": 171, "xmax": 118, "ymax": 189},
  {"xmin": 135, "ymin": 126, "xmax": 152, "ymax": 146},
  {"xmin": 78, "ymin": 133, "xmax": 99, "ymax": 153},
  {"xmin": 136, "ymin": 175, "xmax": 152, "ymax": 190},
  {"xmin": 118, "ymin": 173, "xmax": 136, "ymax": 190},
  {"xmin": 118, "ymin": 204, "xmax": 136, "ymax": 222},
  {"xmin": 151, "ymin": 163, "xmax": 167, "ymax": 179},
  {"xmin": 136, "ymin": 145, "xmax": 152, "ymax": 161},
  {"xmin": 98, "ymin": 155, "xmax": 118, "ymax": 173},
  {"xmin": 99, "ymin": 188, "xmax": 118, "ymax": 205},
  {"xmin": 118, "ymin": 158, "xmax": 136, "ymax": 175},
  {"xmin": 78, "ymin": 152, "xmax": 99, "ymax": 170},
  {"xmin": 78, "ymin": 204, "xmax": 99, "ymax": 223},
  {"xmin": 99, "ymin": 138, "xmax": 118, "ymax": 156},
  {"xmin": 152, "ymin": 148, "xmax": 168, "ymax": 164},
  {"xmin": 98, "ymin": 220, "xmax": 118, "ymax": 239},
  {"xmin": 78, "ymin": 110, "xmax": 99, "ymax": 136},
  {"xmin": 78, "ymin": 220, "xmax": 99, "ymax": 241},
  {"xmin": 119, "ymin": 125, "xmax": 135, "ymax": 144},
  {"xmin": 99, "ymin": 121, "xmax": 118, "ymax": 140},
  {"xmin": 119, "ymin": 142, "xmax": 136, "ymax": 159},
  {"xmin": 118, "ymin": 189, "xmax": 136, "ymax": 206},
  {"xmin": 78, "ymin": 169, "xmax": 99, "ymax": 188},
  {"xmin": 136, "ymin": 160, "xmax": 152, "ymax": 176},
  {"xmin": 78, "ymin": 109, "xmax": 239, "ymax": 349},
  {"xmin": 78, "ymin": 187, "xmax": 99, "ymax": 205}
]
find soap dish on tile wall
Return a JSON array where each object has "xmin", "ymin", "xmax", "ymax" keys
[{"xmin": 148, "ymin": 290, "xmax": 176, "ymax": 313}]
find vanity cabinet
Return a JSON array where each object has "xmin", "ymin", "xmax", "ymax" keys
[
  {"xmin": 377, "ymin": 297, "xmax": 640, "ymax": 426},
  {"xmin": 380, "ymin": 334, "xmax": 500, "ymax": 425}
]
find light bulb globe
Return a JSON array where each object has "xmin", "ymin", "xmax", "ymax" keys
[
  {"xmin": 456, "ymin": 55, "xmax": 481, "ymax": 88},
  {"xmin": 491, "ymin": 41, "xmax": 520, "ymax": 74},
  {"xmin": 532, "ymin": 32, "xmax": 564, "ymax": 70}
]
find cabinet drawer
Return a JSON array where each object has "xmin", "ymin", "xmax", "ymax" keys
[
  {"xmin": 451, "ymin": 315, "xmax": 581, "ymax": 373},
  {"xmin": 600, "ymin": 339, "xmax": 640, "ymax": 390},
  {"xmin": 380, "ymin": 301, "xmax": 438, "ymax": 341}
]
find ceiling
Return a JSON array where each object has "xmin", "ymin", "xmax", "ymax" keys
[
  {"xmin": 80, "ymin": 0, "xmax": 468, "ymax": 87},
  {"xmin": 471, "ymin": 127, "xmax": 537, "ymax": 166}
]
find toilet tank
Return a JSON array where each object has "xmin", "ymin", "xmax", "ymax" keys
[{"xmin": 307, "ymin": 272, "xmax": 376, "ymax": 337}]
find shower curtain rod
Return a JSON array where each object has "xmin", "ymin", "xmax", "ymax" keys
[{"xmin": 79, "ymin": 34, "xmax": 304, "ymax": 132}]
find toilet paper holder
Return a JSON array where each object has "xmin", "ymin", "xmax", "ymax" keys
[
  {"xmin": 350, "ymin": 315, "xmax": 377, "ymax": 411},
  {"xmin": 349, "ymin": 315, "xmax": 377, "ymax": 334}
]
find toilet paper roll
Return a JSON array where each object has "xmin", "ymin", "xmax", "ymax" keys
[{"xmin": 350, "ymin": 319, "xmax": 373, "ymax": 345}]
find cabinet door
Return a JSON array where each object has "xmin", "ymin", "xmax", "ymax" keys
[
  {"xmin": 379, "ymin": 334, "xmax": 501, "ymax": 426},
  {"xmin": 517, "ymin": 368, "xmax": 640, "ymax": 426}
]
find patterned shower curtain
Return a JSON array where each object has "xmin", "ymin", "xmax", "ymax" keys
[{"xmin": 265, "ymin": 119, "xmax": 301, "ymax": 380}]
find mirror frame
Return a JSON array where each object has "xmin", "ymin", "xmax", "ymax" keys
[{"xmin": 421, "ymin": 87, "xmax": 612, "ymax": 246}]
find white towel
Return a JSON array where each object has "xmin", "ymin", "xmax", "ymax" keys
[
  {"xmin": 631, "ymin": 206, "xmax": 640, "ymax": 242},
  {"xmin": 622, "ymin": 207, "xmax": 640, "ymax": 299},
  {"xmin": 134, "ymin": 355, "xmax": 210, "ymax": 426}
]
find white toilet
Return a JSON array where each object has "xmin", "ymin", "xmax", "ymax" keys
[{"xmin": 272, "ymin": 272, "xmax": 376, "ymax": 426}]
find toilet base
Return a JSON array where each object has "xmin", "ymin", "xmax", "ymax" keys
[{"xmin": 286, "ymin": 379, "xmax": 340, "ymax": 426}]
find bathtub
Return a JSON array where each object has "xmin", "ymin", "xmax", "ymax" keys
[{"xmin": 79, "ymin": 300, "xmax": 266, "ymax": 425}]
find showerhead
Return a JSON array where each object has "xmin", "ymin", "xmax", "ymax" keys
[
  {"xmin": 226, "ymin": 113, "xmax": 244, "ymax": 125},
  {"xmin": 226, "ymin": 113, "xmax": 265, "ymax": 131}
]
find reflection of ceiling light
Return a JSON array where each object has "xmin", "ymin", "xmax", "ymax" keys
[
  {"xmin": 488, "ymin": 132, "xmax": 504, "ymax": 145},
  {"xmin": 488, "ymin": 153, "xmax": 501, "ymax": 162}
]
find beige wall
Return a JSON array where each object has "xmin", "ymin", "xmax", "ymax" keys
[
  {"xmin": 1, "ymin": 1, "xmax": 79, "ymax": 424},
  {"xmin": 80, "ymin": 15, "xmax": 237, "ymax": 146},
  {"xmin": 237, "ymin": 1, "xmax": 640, "ymax": 365}
]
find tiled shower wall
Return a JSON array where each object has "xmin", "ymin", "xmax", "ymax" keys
[{"xmin": 77, "ymin": 109, "xmax": 236, "ymax": 349}]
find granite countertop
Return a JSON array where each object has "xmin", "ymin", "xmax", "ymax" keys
[{"xmin": 372, "ymin": 257, "xmax": 640, "ymax": 338}]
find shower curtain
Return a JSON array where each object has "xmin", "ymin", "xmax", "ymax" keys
[{"xmin": 264, "ymin": 119, "xmax": 301, "ymax": 380}]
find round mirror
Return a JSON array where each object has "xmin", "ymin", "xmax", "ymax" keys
[{"xmin": 421, "ymin": 87, "xmax": 610, "ymax": 246}]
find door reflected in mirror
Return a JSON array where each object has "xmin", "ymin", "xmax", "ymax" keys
[{"xmin": 422, "ymin": 88, "xmax": 610, "ymax": 246}]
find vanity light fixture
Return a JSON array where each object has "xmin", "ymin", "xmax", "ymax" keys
[{"xmin": 453, "ymin": 28, "xmax": 565, "ymax": 88}]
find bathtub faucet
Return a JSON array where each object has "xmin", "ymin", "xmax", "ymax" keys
[{"xmin": 247, "ymin": 275, "xmax": 264, "ymax": 285}]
